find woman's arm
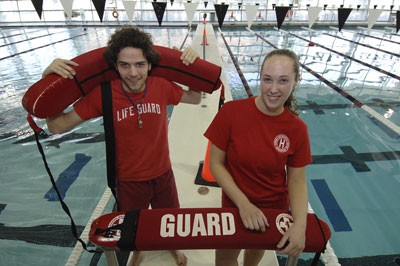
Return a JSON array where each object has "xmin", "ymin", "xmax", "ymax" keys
[
  {"xmin": 276, "ymin": 166, "xmax": 308, "ymax": 257},
  {"xmin": 209, "ymin": 143, "xmax": 269, "ymax": 232}
]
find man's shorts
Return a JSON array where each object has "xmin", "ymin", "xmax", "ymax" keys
[{"xmin": 116, "ymin": 168, "xmax": 180, "ymax": 211}]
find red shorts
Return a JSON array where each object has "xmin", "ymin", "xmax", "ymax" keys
[{"xmin": 116, "ymin": 168, "xmax": 180, "ymax": 211}]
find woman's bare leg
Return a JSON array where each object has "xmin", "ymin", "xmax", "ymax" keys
[
  {"xmin": 243, "ymin": 249, "xmax": 265, "ymax": 266},
  {"xmin": 215, "ymin": 249, "xmax": 241, "ymax": 266}
]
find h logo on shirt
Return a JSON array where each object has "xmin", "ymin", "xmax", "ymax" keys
[{"xmin": 273, "ymin": 134, "xmax": 290, "ymax": 153}]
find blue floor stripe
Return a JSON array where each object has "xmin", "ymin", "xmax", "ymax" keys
[
  {"xmin": 311, "ymin": 179, "xmax": 352, "ymax": 232},
  {"xmin": 0, "ymin": 203, "xmax": 6, "ymax": 214},
  {"xmin": 44, "ymin": 153, "xmax": 92, "ymax": 201}
]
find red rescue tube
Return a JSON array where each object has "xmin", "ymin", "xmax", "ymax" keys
[
  {"xmin": 89, "ymin": 208, "xmax": 331, "ymax": 252},
  {"xmin": 22, "ymin": 46, "xmax": 223, "ymax": 119}
]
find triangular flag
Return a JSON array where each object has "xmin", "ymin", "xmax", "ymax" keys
[
  {"xmin": 245, "ymin": 5, "xmax": 259, "ymax": 29},
  {"xmin": 275, "ymin": 6, "xmax": 290, "ymax": 29},
  {"xmin": 397, "ymin": 11, "xmax": 400, "ymax": 33},
  {"xmin": 338, "ymin": 8, "xmax": 352, "ymax": 31},
  {"xmin": 92, "ymin": 0, "xmax": 106, "ymax": 22},
  {"xmin": 184, "ymin": 3, "xmax": 198, "ymax": 27},
  {"xmin": 152, "ymin": 2, "xmax": 167, "ymax": 26},
  {"xmin": 308, "ymin": 6, "xmax": 322, "ymax": 28},
  {"xmin": 60, "ymin": 0, "xmax": 74, "ymax": 20},
  {"xmin": 238, "ymin": 3, "xmax": 242, "ymax": 10},
  {"xmin": 214, "ymin": 3, "xmax": 229, "ymax": 28},
  {"xmin": 122, "ymin": 0, "xmax": 137, "ymax": 24},
  {"xmin": 204, "ymin": 1, "xmax": 208, "ymax": 8},
  {"xmin": 31, "ymin": 0, "xmax": 43, "ymax": 19},
  {"xmin": 170, "ymin": 0, "xmax": 174, "ymax": 6},
  {"xmin": 368, "ymin": 9, "xmax": 382, "ymax": 29}
]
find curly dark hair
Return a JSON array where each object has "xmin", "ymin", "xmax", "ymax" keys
[
  {"xmin": 260, "ymin": 49, "xmax": 301, "ymax": 116},
  {"xmin": 103, "ymin": 26, "xmax": 159, "ymax": 67}
]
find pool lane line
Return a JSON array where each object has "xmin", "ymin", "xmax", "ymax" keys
[
  {"xmin": 0, "ymin": 29, "xmax": 76, "ymax": 48},
  {"xmin": 302, "ymin": 27, "xmax": 400, "ymax": 58},
  {"xmin": 0, "ymin": 29, "xmax": 44, "ymax": 40},
  {"xmin": 218, "ymin": 28, "xmax": 254, "ymax": 98},
  {"xmin": 0, "ymin": 33, "xmax": 86, "ymax": 61},
  {"xmin": 247, "ymin": 28, "xmax": 400, "ymax": 138},
  {"xmin": 65, "ymin": 187, "xmax": 113, "ymax": 266},
  {"xmin": 278, "ymin": 28, "xmax": 400, "ymax": 82},
  {"xmin": 339, "ymin": 26, "xmax": 400, "ymax": 45},
  {"xmin": 179, "ymin": 26, "xmax": 192, "ymax": 50}
]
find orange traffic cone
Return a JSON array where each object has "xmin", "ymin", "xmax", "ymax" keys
[
  {"xmin": 201, "ymin": 27, "xmax": 208, "ymax": 45},
  {"xmin": 201, "ymin": 141, "xmax": 216, "ymax": 182}
]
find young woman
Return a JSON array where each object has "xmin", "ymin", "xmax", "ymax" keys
[{"xmin": 204, "ymin": 49, "xmax": 312, "ymax": 266}]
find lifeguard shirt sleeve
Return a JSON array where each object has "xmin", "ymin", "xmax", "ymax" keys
[
  {"xmin": 287, "ymin": 121, "xmax": 312, "ymax": 167},
  {"xmin": 204, "ymin": 103, "xmax": 232, "ymax": 152},
  {"xmin": 162, "ymin": 78, "xmax": 184, "ymax": 106},
  {"xmin": 73, "ymin": 85, "xmax": 103, "ymax": 120}
]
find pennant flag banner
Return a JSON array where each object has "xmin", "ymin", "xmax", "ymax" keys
[
  {"xmin": 214, "ymin": 4, "xmax": 229, "ymax": 28},
  {"xmin": 170, "ymin": 0, "xmax": 174, "ymax": 6},
  {"xmin": 308, "ymin": 6, "xmax": 322, "ymax": 28},
  {"xmin": 338, "ymin": 8, "xmax": 352, "ymax": 31},
  {"xmin": 397, "ymin": 11, "xmax": 400, "ymax": 33},
  {"xmin": 60, "ymin": 0, "xmax": 74, "ymax": 19},
  {"xmin": 122, "ymin": 0, "xmax": 137, "ymax": 24},
  {"xmin": 152, "ymin": 2, "xmax": 167, "ymax": 26},
  {"xmin": 245, "ymin": 5, "xmax": 259, "ymax": 29},
  {"xmin": 368, "ymin": 9, "xmax": 382, "ymax": 29},
  {"xmin": 31, "ymin": 0, "xmax": 43, "ymax": 19},
  {"xmin": 92, "ymin": 0, "xmax": 106, "ymax": 22},
  {"xmin": 275, "ymin": 6, "xmax": 290, "ymax": 29},
  {"xmin": 184, "ymin": 3, "xmax": 198, "ymax": 27},
  {"xmin": 204, "ymin": 1, "xmax": 208, "ymax": 8}
]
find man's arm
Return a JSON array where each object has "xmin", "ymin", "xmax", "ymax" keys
[
  {"xmin": 42, "ymin": 59, "xmax": 85, "ymax": 134},
  {"xmin": 175, "ymin": 47, "xmax": 202, "ymax": 104},
  {"xmin": 46, "ymin": 109, "xmax": 85, "ymax": 134}
]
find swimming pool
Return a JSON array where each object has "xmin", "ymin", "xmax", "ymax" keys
[{"xmin": 0, "ymin": 25, "xmax": 399, "ymax": 265}]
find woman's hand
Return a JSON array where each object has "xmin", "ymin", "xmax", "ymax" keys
[
  {"xmin": 276, "ymin": 222, "xmax": 306, "ymax": 257},
  {"xmin": 238, "ymin": 201, "xmax": 269, "ymax": 232},
  {"xmin": 42, "ymin": 59, "xmax": 79, "ymax": 79}
]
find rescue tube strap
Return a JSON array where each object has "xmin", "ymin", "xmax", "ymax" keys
[
  {"xmin": 311, "ymin": 213, "xmax": 328, "ymax": 266},
  {"xmin": 31, "ymin": 127, "xmax": 100, "ymax": 254},
  {"xmin": 79, "ymin": 66, "xmax": 115, "ymax": 86},
  {"xmin": 73, "ymin": 75, "xmax": 86, "ymax": 97},
  {"xmin": 94, "ymin": 210, "xmax": 141, "ymax": 251},
  {"xmin": 101, "ymin": 82, "xmax": 117, "ymax": 200},
  {"xmin": 153, "ymin": 63, "xmax": 221, "ymax": 89}
]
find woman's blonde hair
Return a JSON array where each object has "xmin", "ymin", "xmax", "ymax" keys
[{"xmin": 261, "ymin": 49, "xmax": 300, "ymax": 116}]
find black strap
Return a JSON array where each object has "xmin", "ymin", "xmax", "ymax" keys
[
  {"xmin": 311, "ymin": 213, "xmax": 328, "ymax": 266},
  {"xmin": 73, "ymin": 75, "xmax": 86, "ymax": 97},
  {"xmin": 101, "ymin": 82, "xmax": 117, "ymax": 201},
  {"xmin": 32, "ymin": 131, "xmax": 100, "ymax": 253},
  {"xmin": 94, "ymin": 210, "xmax": 140, "ymax": 251}
]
